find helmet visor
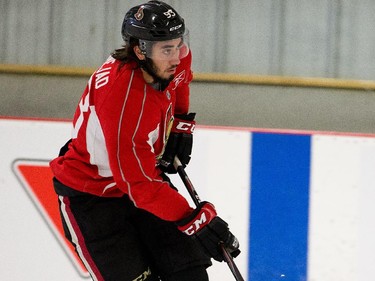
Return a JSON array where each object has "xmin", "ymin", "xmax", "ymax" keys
[{"xmin": 139, "ymin": 30, "xmax": 190, "ymax": 61}]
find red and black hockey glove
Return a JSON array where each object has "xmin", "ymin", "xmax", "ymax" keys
[
  {"xmin": 159, "ymin": 113, "xmax": 196, "ymax": 174},
  {"xmin": 177, "ymin": 201, "xmax": 240, "ymax": 262}
]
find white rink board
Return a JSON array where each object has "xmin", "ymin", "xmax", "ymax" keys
[
  {"xmin": 1, "ymin": 118, "xmax": 375, "ymax": 281},
  {"xmin": 308, "ymin": 136, "xmax": 375, "ymax": 281},
  {"xmin": 0, "ymin": 119, "xmax": 249, "ymax": 281}
]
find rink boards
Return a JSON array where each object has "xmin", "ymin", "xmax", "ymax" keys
[{"xmin": 1, "ymin": 118, "xmax": 375, "ymax": 281}]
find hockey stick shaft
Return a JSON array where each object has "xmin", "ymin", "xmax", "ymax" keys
[
  {"xmin": 173, "ymin": 157, "xmax": 245, "ymax": 281},
  {"xmin": 174, "ymin": 157, "xmax": 201, "ymax": 206}
]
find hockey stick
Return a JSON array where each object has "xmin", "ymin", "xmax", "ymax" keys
[{"xmin": 174, "ymin": 157, "xmax": 245, "ymax": 281}]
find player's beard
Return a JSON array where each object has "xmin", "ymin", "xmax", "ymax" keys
[{"xmin": 140, "ymin": 58, "xmax": 174, "ymax": 90}]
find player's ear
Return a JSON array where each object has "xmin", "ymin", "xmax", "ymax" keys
[{"xmin": 134, "ymin": 46, "xmax": 146, "ymax": 61}]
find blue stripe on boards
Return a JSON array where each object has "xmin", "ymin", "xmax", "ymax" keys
[{"xmin": 249, "ymin": 133, "xmax": 311, "ymax": 281}]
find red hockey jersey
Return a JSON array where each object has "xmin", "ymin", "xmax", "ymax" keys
[{"xmin": 50, "ymin": 52, "xmax": 194, "ymax": 221}]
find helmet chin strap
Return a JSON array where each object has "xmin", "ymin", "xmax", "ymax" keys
[{"xmin": 139, "ymin": 58, "xmax": 172, "ymax": 91}]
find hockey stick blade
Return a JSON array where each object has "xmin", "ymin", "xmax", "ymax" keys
[{"xmin": 173, "ymin": 156, "xmax": 245, "ymax": 281}]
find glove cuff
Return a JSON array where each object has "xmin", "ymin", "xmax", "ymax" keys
[
  {"xmin": 177, "ymin": 202, "xmax": 217, "ymax": 235},
  {"xmin": 171, "ymin": 117, "xmax": 196, "ymax": 134}
]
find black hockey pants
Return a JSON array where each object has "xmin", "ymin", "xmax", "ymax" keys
[{"xmin": 54, "ymin": 178, "xmax": 211, "ymax": 281}]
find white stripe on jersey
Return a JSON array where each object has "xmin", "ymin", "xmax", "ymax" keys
[{"xmin": 87, "ymin": 105, "xmax": 111, "ymax": 177}]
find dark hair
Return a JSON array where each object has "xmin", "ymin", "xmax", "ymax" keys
[
  {"xmin": 111, "ymin": 37, "xmax": 140, "ymax": 69},
  {"xmin": 112, "ymin": 35, "xmax": 172, "ymax": 90}
]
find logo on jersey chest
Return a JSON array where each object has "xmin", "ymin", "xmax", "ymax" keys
[{"xmin": 172, "ymin": 70, "xmax": 185, "ymax": 90}]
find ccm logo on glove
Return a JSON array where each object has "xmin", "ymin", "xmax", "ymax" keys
[
  {"xmin": 173, "ymin": 120, "xmax": 195, "ymax": 133},
  {"xmin": 177, "ymin": 202, "xmax": 217, "ymax": 235},
  {"xmin": 159, "ymin": 113, "xmax": 196, "ymax": 174},
  {"xmin": 177, "ymin": 201, "xmax": 241, "ymax": 261}
]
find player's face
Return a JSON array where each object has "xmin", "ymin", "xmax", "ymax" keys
[{"xmin": 149, "ymin": 38, "xmax": 183, "ymax": 80}]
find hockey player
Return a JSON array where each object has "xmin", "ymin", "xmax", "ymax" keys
[{"xmin": 50, "ymin": 1, "xmax": 240, "ymax": 280}]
